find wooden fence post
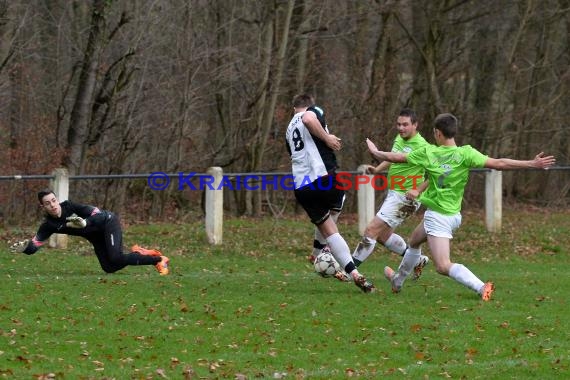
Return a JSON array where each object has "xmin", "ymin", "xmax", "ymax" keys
[
  {"xmin": 50, "ymin": 168, "xmax": 69, "ymax": 248},
  {"xmin": 485, "ymin": 169, "xmax": 502, "ymax": 232},
  {"xmin": 205, "ymin": 167, "xmax": 223, "ymax": 244},
  {"xmin": 357, "ymin": 165, "xmax": 375, "ymax": 236}
]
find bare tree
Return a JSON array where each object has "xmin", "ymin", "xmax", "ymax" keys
[
  {"xmin": 65, "ymin": 0, "xmax": 107, "ymax": 175},
  {"xmin": 1, "ymin": 0, "xmax": 568, "ymax": 223}
]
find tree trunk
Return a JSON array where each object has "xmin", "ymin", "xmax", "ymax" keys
[
  {"xmin": 65, "ymin": 0, "xmax": 107, "ymax": 175},
  {"xmin": 243, "ymin": 0, "xmax": 295, "ymax": 215}
]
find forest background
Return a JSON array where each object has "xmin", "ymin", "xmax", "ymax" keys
[{"xmin": 0, "ymin": 0, "xmax": 568, "ymax": 223}]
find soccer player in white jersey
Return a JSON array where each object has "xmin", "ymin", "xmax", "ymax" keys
[
  {"xmin": 285, "ymin": 93, "xmax": 375, "ymax": 293},
  {"xmin": 352, "ymin": 108, "xmax": 430, "ymax": 280},
  {"xmin": 366, "ymin": 113, "xmax": 555, "ymax": 301},
  {"xmin": 300, "ymin": 103, "xmax": 345, "ymax": 265}
]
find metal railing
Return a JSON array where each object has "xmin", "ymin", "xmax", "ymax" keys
[{"xmin": 3, "ymin": 166, "xmax": 569, "ymax": 246}]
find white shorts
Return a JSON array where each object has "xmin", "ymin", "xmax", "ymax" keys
[
  {"xmin": 377, "ymin": 190, "xmax": 420, "ymax": 228},
  {"xmin": 423, "ymin": 209, "xmax": 462, "ymax": 239}
]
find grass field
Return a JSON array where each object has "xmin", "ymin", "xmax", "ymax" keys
[{"xmin": 0, "ymin": 209, "xmax": 569, "ymax": 379}]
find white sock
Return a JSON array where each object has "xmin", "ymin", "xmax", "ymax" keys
[
  {"xmin": 352, "ymin": 236, "xmax": 376, "ymax": 263},
  {"xmin": 384, "ymin": 233, "xmax": 407, "ymax": 256},
  {"xmin": 326, "ymin": 233, "xmax": 352, "ymax": 269},
  {"xmin": 396, "ymin": 247, "xmax": 420, "ymax": 282},
  {"xmin": 448, "ymin": 263, "xmax": 484, "ymax": 293}
]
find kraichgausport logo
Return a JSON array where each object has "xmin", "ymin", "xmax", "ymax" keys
[{"xmin": 147, "ymin": 172, "xmax": 423, "ymax": 191}]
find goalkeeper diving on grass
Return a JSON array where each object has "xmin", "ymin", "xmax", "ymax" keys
[{"xmin": 10, "ymin": 189, "xmax": 170, "ymax": 275}]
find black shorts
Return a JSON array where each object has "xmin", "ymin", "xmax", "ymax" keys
[{"xmin": 294, "ymin": 175, "xmax": 345, "ymax": 225}]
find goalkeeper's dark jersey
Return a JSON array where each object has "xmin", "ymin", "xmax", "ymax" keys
[{"xmin": 22, "ymin": 200, "xmax": 111, "ymax": 255}]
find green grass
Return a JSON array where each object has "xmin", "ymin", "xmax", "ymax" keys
[{"xmin": 0, "ymin": 209, "xmax": 569, "ymax": 379}]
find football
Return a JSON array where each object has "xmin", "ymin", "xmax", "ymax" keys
[{"xmin": 313, "ymin": 249, "xmax": 341, "ymax": 277}]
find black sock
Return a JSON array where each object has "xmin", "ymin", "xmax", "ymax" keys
[
  {"xmin": 313, "ymin": 240, "xmax": 327, "ymax": 250},
  {"xmin": 345, "ymin": 261, "xmax": 356, "ymax": 274}
]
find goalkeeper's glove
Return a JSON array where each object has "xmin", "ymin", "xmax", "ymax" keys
[
  {"xmin": 10, "ymin": 240, "xmax": 29, "ymax": 253},
  {"xmin": 66, "ymin": 215, "xmax": 87, "ymax": 228}
]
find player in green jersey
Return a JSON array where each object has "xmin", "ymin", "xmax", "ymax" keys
[
  {"xmin": 352, "ymin": 108, "xmax": 430, "ymax": 280},
  {"xmin": 366, "ymin": 113, "xmax": 555, "ymax": 301}
]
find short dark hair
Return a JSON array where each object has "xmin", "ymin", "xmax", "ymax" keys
[
  {"xmin": 292, "ymin": 93, "xmax": 315, "ymax": 109},
  {"xmin": 434, "ymin": 113, "xmax": 458, "ymax": 138},
  {"xmin": 399, "ymin": 108, "xmax": 418, "ymax": 125},
  {"xmin": 38, "ymin": 189, "xmax": 56, "ymax": 204}
]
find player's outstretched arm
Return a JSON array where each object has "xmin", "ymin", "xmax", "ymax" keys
[
  {"xmin": 484, "ymin": 152, "xmax": 556, "ymax": 170},
  {"xmin": 366, "ymin": 138, "xmax": 407, "ymax": 163},
  {"xmin": 365, "ymin": 160, "xmax": 392, "ymax": 175}
]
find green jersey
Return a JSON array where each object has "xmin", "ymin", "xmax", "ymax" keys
[
  {"xmin": 407, "ymin": 145, "xmax": 488, "ymax": 215},
  {"xmin": 387, "ymin": 133, "xmax": 428, "ymax": 194}
]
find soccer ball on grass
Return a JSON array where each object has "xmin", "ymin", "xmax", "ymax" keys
[{"xmin": 313, "ymin": 249, "xmax": 341, "ymax": 278}]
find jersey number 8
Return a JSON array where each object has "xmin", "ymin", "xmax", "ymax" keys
[{"xmin": 292, "ymin": 128, "xmax": 304, "ymax": 151}]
